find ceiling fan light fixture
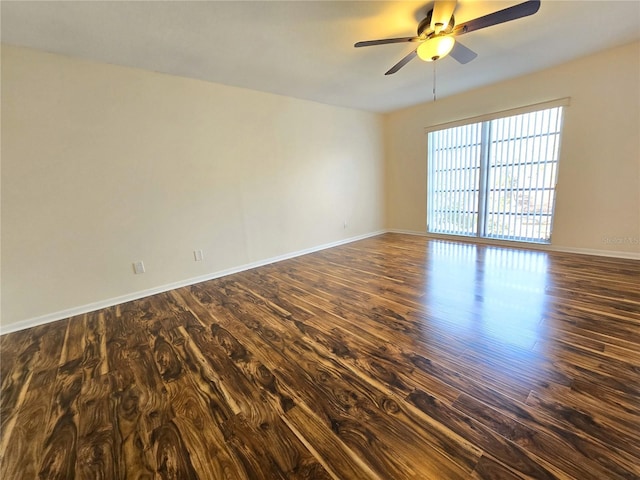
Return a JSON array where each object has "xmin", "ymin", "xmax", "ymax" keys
[{"xmin": 417, "ymin": 35, "xmax": 455, "ymax": 62}]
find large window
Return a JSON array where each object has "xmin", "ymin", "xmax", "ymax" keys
[{"xmin": 427, "ymin": 101, "xmax": 566, "ymax": 244}]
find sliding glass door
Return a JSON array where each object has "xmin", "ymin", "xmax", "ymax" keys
[{"xmin": 427, "ymin": 105, "xmax": 565, "ymax": 244}]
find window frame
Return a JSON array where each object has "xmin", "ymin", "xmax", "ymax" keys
[{"xmin": 425, "ymin": 98, "xmax": 569, "ymax": 244}]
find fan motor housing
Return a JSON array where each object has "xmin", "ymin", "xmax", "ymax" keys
[{"xmin": 418, "ymin": 10, "xmax": 455, "ymax": 37}]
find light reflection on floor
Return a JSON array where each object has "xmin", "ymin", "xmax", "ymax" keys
[{"xmin": 421, "ymin": 240, "xmax": 550, "ymax": 350}]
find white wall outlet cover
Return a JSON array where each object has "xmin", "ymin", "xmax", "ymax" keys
[
  {"xmin": 194, "ymin": 249, "xmax": 204, "ymax": 261},
  {"xmin": 133, "ymin": 261, "xmax": 145, "ymax": 274}
]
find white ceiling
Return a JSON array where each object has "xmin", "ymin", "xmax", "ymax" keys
[{"xmin": 2, "ymin": 1, "xmax": 639, "ymax": 113}]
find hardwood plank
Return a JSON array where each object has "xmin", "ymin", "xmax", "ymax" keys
[
  {"xmin": 1, "ymin": 233, "xmax": 639, "ymax": 479},
  {"xmin": 469, "ymin": 455, "xmax": 530, "ymax": 480},
  {"xmin": 38, "ymin": 319, "xmax": 85, "ymax": 479},
  {"xmin": 525, "ymin": 389, "xmax": 640, "ymax": 462},
  {"xmin": 172, "ymin": 323, "xmax": 329, "ymax": 479},
  {"xmin": 173, "ymin": 284, "xmax": 481, "ymax": 479},
  {"xmin": 0, "ymin": 327, "xmax": 34, "ymax": 385},
  {"xmin": 453, "ymin": 392, "xmax": 638, "ymax": 479},
  {"xmin": 406, "ymin": 389, "xmax": 561, "ymax": 479},
  {"xmin": 0, "ymin": 369, "xmax": 58, "ymax": 479},
  {"xmin": 251, "ymin": 266, "xmax": 538, "ymax": 402},
  {"xmin": 106, "ymin": 304, "xmax": 173, "ymax": 478},
  {"xmin": 73, "ymin": 312, "xmax": 116, "ymax": 480},
  {"xmin": 282, "ymin": 403, "xmax": 383, "ymax": 480},
  {"xmin": 1, "ymin": 329, "xmax": 42, "ymax": 436},
  {"xmin": 165, "ymin": 296, "xmax": 356, "ymax": 479}
]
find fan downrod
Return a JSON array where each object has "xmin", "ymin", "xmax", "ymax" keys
[{"xmin": 417, "ymin": 10, "xmax": 455, "ymax": 38}]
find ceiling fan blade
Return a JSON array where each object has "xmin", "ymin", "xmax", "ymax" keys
[
  {"xmin": 449, "ymin": 41, "xmax": 477, "ymax": 64},
  {"xmin": 453, "ymin": 0, "xmax": 540, "ymax": 36},
  {"xmin": 385, "ymin": 49, "xmax": 418, "ymax": 75},
  {"xmin": 355, "ymin": 37, "xmax": 420, "ymax": 48},
  {"xmin": 431, "ymin": 0, "xmax": 457, "ymax": 32}
]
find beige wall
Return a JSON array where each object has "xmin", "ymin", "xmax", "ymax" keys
[
  {"xmin": 3, "ymin": 41, "xmax": 640, "ymax": 329},
  {"xmin": 385, "ymin": 41, "xmax": 640, "ymax": 257},
  {"xmin": 1, "ymin": 46, "xmax": 386, "ymax": 328}
]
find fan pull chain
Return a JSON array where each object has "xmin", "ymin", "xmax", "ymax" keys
[{"xmin": 433, "ymin": 60, "xmax": 437, "ymax": 102}]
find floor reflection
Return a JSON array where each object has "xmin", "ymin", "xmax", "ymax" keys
[{"xmin": 422, "ymin": 240, "xmax": 550, "ymax": 350}]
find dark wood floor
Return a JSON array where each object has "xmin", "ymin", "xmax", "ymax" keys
[{"xmin": 1, "ymin": 233, "xmax": 639, "ymax": 479}]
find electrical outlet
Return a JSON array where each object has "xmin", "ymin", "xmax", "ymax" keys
[
  {"xmin": 133, "ymin": 261, "xmax": 145, "ymax": 274},
  {"xmin": 343, "ymin": 220, "xmax": 348, "ymax": 229},
  {"xmin": 194, "ymin": 249, "xmax": 204, "ymax": 262}
]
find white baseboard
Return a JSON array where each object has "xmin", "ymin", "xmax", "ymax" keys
[
  {"xmin": 3, "ymin": 228, "xmax": 638, "ymax": 335},
  {"xmin": 0, "ymin": 230, "xmax": 385, "ymax": 335},
  {"xmin": 542, "ymin": 245, "xmax": 640, "ymax": 260},
  {"xmin": 386, "ymin": 229, "xmax": 640, "ymax": 260},
  {"xmin": 386, "ymin": 229, "xmax": 428, "ymax": 236}
]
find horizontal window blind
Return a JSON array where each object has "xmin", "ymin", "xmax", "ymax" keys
[{"xmin": 427, "ymin": 103, "xmax": 566, "ymax": 244}]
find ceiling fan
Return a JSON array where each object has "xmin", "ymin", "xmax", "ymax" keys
[{"xmin": 355, "ymin": 0, "xmax": 541, "ymax": 75}]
